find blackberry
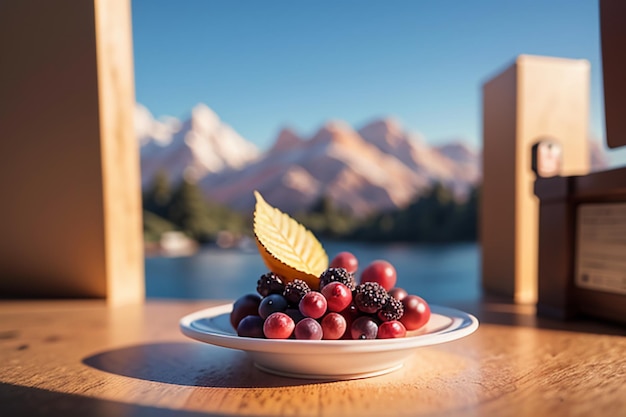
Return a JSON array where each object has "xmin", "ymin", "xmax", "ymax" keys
[
  {"xmin": 378, "ymin": 296, "xmax": 404, "ymax": 321},
  {"xmin": 283, "ymin": 279, "xmax": 311, "ymax": 305},
  {"xmin": 354, "ymin": 282, "xmax": 388, "ymax": 314},
  {"xmin": 256, "ymin": 272, "xmax": 285, "ymax": 297},
  {"xmin": 319, "ymin": 267, "xmax": 356, "ymax": 291}
]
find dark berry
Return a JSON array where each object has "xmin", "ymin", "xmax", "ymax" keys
[
  {"xmin": 230, "ymin": 294, "xmax": 262, "ymax": 329},
  {"xmin": 319, "ymin": 267, "xmax": 356, "ymax": 291},
  {"xmin": 378, "ymin": 296, "xmax": 404, "ymax": 321},
  {"xmin": 236, "ymin": 315, "xmax": 265, "ymax": 338},
  {"xmin": 354, "ymin": 282, "xmax": 389, "ymax": 314},
  {"xmin": 283, "ymin": 279, "xmax": 311, "ymax": 305},
  {"xmin": 258, "ymin": 293, "xmax": 288, "ymax": 319},
  {"xmin": 285, "ymin": 308, "xmax": 306, "ymax": 324},
  {"xmin": 256, "ymin": 272, "xmax": 285, "ymax": 297}
]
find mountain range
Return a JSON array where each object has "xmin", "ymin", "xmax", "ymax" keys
[
  {"xmin": 136, "ymin": 103, "xmax": 260, "ymax": 186},
  {"xmin": 137, "ymin": 103, "xmax": 606, "ymax": 217}
]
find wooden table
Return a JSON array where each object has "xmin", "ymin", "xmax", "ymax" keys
[{"xmin": 1, "ymin": 297, "xmax": 625, "ymax": 416}]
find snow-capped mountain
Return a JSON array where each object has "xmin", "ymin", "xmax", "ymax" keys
[
  {"xmin": 137, "ymin": 103, "xmax": 480, "ymax": 216},
  {"xmin": 137, "ymin": 103, "xmax": 260, "ymax": 186},
  {"xmin": 358, "ymin": 118, "xmax": 455, "ymax": 181},
  {"xmin": 357, "ymin": 119, "xmax": 481, "ymax": 198},
  {"xmin": 196, "ymin": 116, "xmax": 479, "ymax": 217}
]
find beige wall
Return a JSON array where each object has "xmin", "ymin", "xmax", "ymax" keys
[
  {"xmin": 482, "ymin": 55, "xmax": 590, "ymax": 303},
  {"xmin": 0, "ymin": 0, "xmax": 144, "ymax": 304}
]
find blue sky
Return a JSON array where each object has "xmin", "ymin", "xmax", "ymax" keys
[{"xmin": 132, "ymin": 0, "xmax": 626, "ymax": 165}]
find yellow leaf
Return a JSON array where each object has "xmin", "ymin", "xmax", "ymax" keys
[{"xmin": 253, "ymin": 191, "xmax": 328, "ymax": 290}]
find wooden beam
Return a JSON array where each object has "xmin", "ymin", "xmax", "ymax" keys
[{"xmin": 0, "ymin": 0, "xmax": 144, "ymax": 304}]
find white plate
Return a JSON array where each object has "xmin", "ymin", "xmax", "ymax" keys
[{"xmin": 180, "ymin": 303, "xmax": 478, "ymax": 380}]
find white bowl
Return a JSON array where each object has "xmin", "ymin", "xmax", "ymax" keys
[{"xmin": 180, "ymin": 303, "xmax": 478, "ymax": 380}]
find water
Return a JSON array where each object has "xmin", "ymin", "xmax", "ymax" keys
[{"xmin": 145, "ymin": 241, "xmax": 481, "ymax": 304}]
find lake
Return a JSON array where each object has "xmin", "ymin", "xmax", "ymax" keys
[{"xmin": 145, "ymin": 241, "xmax": 481, "ymax": 304}]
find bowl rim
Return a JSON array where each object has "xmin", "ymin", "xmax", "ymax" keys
[{"xmin": 180, "ymin": 302, "xmax": 479, "ymax": 354}]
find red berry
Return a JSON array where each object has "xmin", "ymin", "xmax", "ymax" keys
[
  {"xmin": 330, "ymin": 251, "xmax": 359, "ymax": 274},
  {"xmin": 388, "ymin": 287, "xmax": 408, "ymax": 301},
  {"xmin": 338, "ymin": 303, "xmax": 359, "ymax": 339},
  {"xmin": 378, "ymin": 320, "xmax": 407, "ymax": 339},
  {"xmin": 263, "ymin": 312, "xmax": 295, "ymax": 339},
  {"xmin": 299, "ymin": 291, "xmax": 327, "ymax": 319},
  {"xmin": 400, "ymin": 295, "xmax": 431, "ymax": 331},
  {"xmin": 340, "ymin": 303, "xmax": 359, "ymax": 320},
  {"xmin": 321, "ymin": 312, "xmax": 347, "ymax": 340},
  {"xmin": 321, "ymin": 282, "xmax": 353, "ymax": 312},
  {"xmin": 360, "ymin": 260, "xmax": 397, "ymax": 291},
  {"xmin": 294, "ymin": 318, "xmax": 323, "ymax": 340},
  {"xmin": 350, "ymin": 316, "xmax": 378, "ymax": 340}
]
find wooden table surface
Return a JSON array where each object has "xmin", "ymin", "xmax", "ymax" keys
[{"xmin": 1, "ymin": 297, "xmax": 625, "ymax": 417}]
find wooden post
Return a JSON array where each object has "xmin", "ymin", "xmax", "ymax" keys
[
  {"xmin": 0, "ymin": 0, "xmax": 144, "ymax": 305},
  {"xmin": 481, "ymin": 55, "xmax": 590, "ymax": 304},
  {"xmin": 601, "ymin": 0, "xmax": 626, "ymax": 149},
  {"xmin": 534, "ymin": 177, "xmax": 577, "ymax": 319}
]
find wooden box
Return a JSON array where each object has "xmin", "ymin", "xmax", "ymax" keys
[
  {"xmin": 481, "ymin": 55, "xmax": 590, "ymax": 304},
  {"xmin": 535, "ymin": 169, "xmax": 626, "ymax": 323}
]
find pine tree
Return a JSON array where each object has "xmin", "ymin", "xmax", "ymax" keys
[
  {"xmin": 168, "ymin": 180, "xmax": 214, "ymax": 242},
  {"xmin": 143, "ymin": 171, "xmax": 172, "ymax": 219}
]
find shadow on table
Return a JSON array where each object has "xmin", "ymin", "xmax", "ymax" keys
[
  {"xmin": 449, "ymin": 294, "xmax": 626, "ymax": 336},
  {"xmin": 83, "ymin": 342, "xmax": 320, "ymax": 388},
  {"xmin": 0, "ymin": 381, "xmax": 225, "ymax": 417}
]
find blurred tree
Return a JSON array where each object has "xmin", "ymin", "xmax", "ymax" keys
[
  {"xmin": 349, "ymin": 182, "xmax": 478, "ymax": 243},
  {"xmin": 142, "ymin": 171, "xmax": 171, "ymax": 219},
  {"xmin": 142, "ymin": 210, "xmax": 176, "ymax": 243},
  {"xmin": 297, "ymin": 194, "xmax": 360, "ymax": 238},
  {"xmin": 142, "ymin": 171, "xmax": 250, "ymax": 244},
  {"xmin": 168, "ymin": 179, "xmax": 215, "ymax": 242},
  {"xmin": 142, "ymin": 174, "xmax": 478, "ymax": 244}
]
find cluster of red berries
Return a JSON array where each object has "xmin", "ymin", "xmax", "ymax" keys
[{"xmin": 230, "ymin": 251, "xmax": 431, "ymax": 340}]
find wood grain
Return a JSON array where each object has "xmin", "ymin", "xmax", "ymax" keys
[
  {"xmin": 94, "ymin": 0, "xmax": 144, "ymax": 305},
  {"xmin": 1, "ymin": 299, "xmax": 624, "ymax": 416}
]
